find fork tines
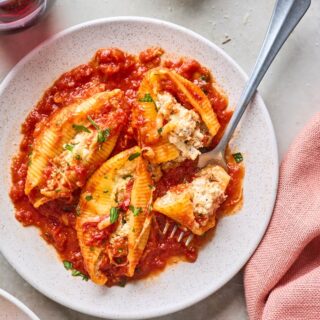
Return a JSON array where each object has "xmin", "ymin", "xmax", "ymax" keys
[{"xmin": 162, "ymin": 221, "xmax": 193, "ymax": 246}]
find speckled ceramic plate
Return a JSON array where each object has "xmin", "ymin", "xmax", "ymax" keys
[
  {"xmin": 0, "ymin": 17, "xmax": 278, "ymax": 319},
  {"xmin": 0, "ymin": 289, "xmax": 40, "ymax": 320}
]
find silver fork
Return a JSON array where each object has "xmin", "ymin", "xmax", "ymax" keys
[
  {"xmin": 164, "ymin": 0, "xmax": 311, "ymax": 246},
  {"xmin": 198, "ymin": 0, "xmax": 310, "ymax": 169}
]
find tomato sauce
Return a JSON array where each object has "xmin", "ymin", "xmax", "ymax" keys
[{"xmin": 10, "ymin": 47, "xmax": 244, "ymax": 286}]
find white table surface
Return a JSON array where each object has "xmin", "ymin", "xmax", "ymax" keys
[{"xmin": 1, "ymin": 0, "xmax": 319, "ymax": 319}]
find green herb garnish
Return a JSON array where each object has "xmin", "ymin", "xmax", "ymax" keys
[
  {"xmin": 139, "ymin": 93, "xmax": 158, "ymax": 111},
  {"xmin": 129, "ymin": 205, "xmax": 142, "ymax": 217},
  {"xmin": 72, "ymin": 269, "xmax": 89, "ymax": 281},
  {"xmin": 232, "ymin": 152, "xmax": 243, "ymax": 163},
  {"xmin": 97, "ymin": 128, "xmax": 110, "ymax": 143},
  {"xmin": 63, "ymin": 260, "xmax": 88, "ymax": 281},
  {"xmin": 87, "ymin": 115, "xmax": 110, "ymax": 144},
  {"xmin": 63, "ymin": 143, "xmax": 74, "ymax": 152},
  {"xmin": 122, "ymin": 174, "xmax": 133, "ymax": 179},
  {"xmin": 55, "ymin": 189, "xmax": 61, "ymax": 193},
  {"xmin": 103, "ymin": 190, "xmax": 109, "ymax": 193},
  {"xmin": 200, "ymin": 74, "xmax": 209, "ymax": 81},
  {"xmin": 87, "ymin": 115, "xmax": 100, "ymax": 130},
  {"xmin": 63, "ymin": 260, "xmax": 73, "ymax": 270},
  {"xmin": 110, "ymin": 207, "xmax": 119, "ymax": 224},
  {"xmin": 128, "ymin": 152, "xmax": 141, "ymax": 161},
  {"xmin": 118, "ymin": 278, "xmax": 127, "ymax": 287},
  {"xmin": 72, "ymin": 124, "xmax": 91, "ymax": 133},
  {"xmin": 85, "ymin": 194, "xmax": 93, "ymax": 201},
  {"xmin": 139, "ymin": 93, "xmax": 154, "ymax": 103},
  {"xmin": 75, "ymin": 154, "xmax": 81, "ymax": 160},
  {"xmin": 157, "ymin": 127, "xmax": 163, "ymax": 134}
]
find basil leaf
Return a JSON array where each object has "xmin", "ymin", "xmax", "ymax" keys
[
  {"xmin": 63, "ymin": 260, "xmax": 73, "ymax": 270},
  {"xmin": 72, "ymin": 124, "xmax": 91, "ymax": 133},
  {"xmin": 87, "ymin": 115, "xmax": 100, "ymax": 130},
  {"xmin": 122, "ymin": 174, "xmax": 133, "ymax": 179},
  {"xmin": 63, "ymin": 143, "xmax": 74, "ymax": 152},
  {"xmin": 129, "ymin": 205, "xmax": 142, "ymax": 217},
  {"xmin": 97, "ymin": 128, "xmax": 110, "ymax": 143},
  {"xmin": 85, "ymin": 194, "xmax": 93, "ymax": 201},
  {"xmin": 232, "ymin": 152, "xmax": 243, "ymax": 163},
  {"xmin": 128, "ymin": 152, "xmax": 141, "ymax": 161},
  {"xmin": 110, "ymin": 207, "xmax": 119, "ymax": 224},
  {"xmin": 139, "ymin": 93, "xmax": 154, "ymax": 103}
]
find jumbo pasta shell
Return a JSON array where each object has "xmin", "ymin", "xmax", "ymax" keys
[
  {"xmin": 127, "ymin": 156, "xmax": 153, "ymax": 276},
  {"xmin": 26, "ymin": 90, "xmax": 124, "ymax": 207}
]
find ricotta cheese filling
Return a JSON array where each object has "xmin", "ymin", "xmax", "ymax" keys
[
  {"xmin": 156, "ymin": 92, "xmax": 207, "ymax": 161},
  {"xmin": 42, "ymin": 130, "xmax": 97, "ymax": 195},
  {"xmin": 190, "ymin": 165, "xmax": 227, "ymax": 225}
]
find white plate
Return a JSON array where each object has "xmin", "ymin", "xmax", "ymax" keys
[
  {"xmin": 0, "ymin": 17, "xmax": 278, "ymax": 319},
  {"xmin": 0, "ymin": 289, "xmax": 40, "ymax": 320}
]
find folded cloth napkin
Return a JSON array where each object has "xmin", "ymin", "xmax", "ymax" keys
[{"xmin": 244, "ymin": 114, "xmax": 320, "ymax": 320}]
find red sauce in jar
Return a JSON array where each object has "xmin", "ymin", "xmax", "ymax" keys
[{"xmin": 10, "ymin": 47, "xmax": 244, "ymax": 286}]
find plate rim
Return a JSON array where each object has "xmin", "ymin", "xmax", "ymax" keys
[{"xmin": 0, "ymin": 16, "xmax": 279, "ymax": 319}]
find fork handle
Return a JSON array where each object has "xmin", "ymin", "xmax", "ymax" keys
[{"xmin": 216, "ymin": 0, "xmax": 311, "ymax": 152}]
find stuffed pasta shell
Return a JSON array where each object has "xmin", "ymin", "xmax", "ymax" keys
[
  {"xmin": 25, "ymin": 90, "xmax": 126, "ymax": 208},
  {"xmin": 134, "ymin": 68, "xmax": 221, "ymax": 164},
  {"xmin": 76, "ymin": 146, "xmax": 153, "ymax": 285},
  {"xmin": 153, "ymin": 164, "xmax": 230, "ymax": 235}
]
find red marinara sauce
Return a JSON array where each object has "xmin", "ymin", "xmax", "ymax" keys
[{"xmin": 10, "ymin": 47, "xmax": 244, "ymax": 286}]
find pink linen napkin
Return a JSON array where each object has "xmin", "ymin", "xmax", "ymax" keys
[{"xmin": 244, "ymin": 113, "xmax": 320, "ymax": 320}]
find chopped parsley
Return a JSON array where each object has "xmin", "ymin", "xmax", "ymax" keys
[
  {"xmin": 85, "ymin": 194, "xmax": 93, "ymax": 201},
  {"xmin": 122, "ymin": 174, "xmax": 133, "ymax": 179},
  {"xmin": 232, "ymin": 152, "xmax": 243, "ymax": 163},
  {"xmin": 55, "ymin": 189, "xmax": 61, "ymax": 193},
  {"xmin": 148, "ymin": 184, "xmax": 154, "ymax": 190},
  {"xmin": 139, "ymin": 93, "xmax": 154, "ymax": 103},
  {"xmin": 72, "ymin": 124, "xmax": 91, "ymax": 133},
  {"xmin": 103, "ymin": 190, "xmax": 109, "ymax": 193},
  {"xmin": 157, "ymin": 127, "xmax": 163, "ymax": 134},
  {"xmin": 74, "ymin": 154, "xmax": 81, "ymax": 160},
  {"xmin": 129, "ymin": 205, "xmax": 142, "ymax": 217},
  {"xmin": 110, "ymin": 207, "xmax": 119, "ymax": 224},
  {"xmin": 128, "ymin": 152, "xmax": 141, "ymax": 161},
  {"xmin": 63, "ymin": 143, "xmax": 74, "ymax": 152}
]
